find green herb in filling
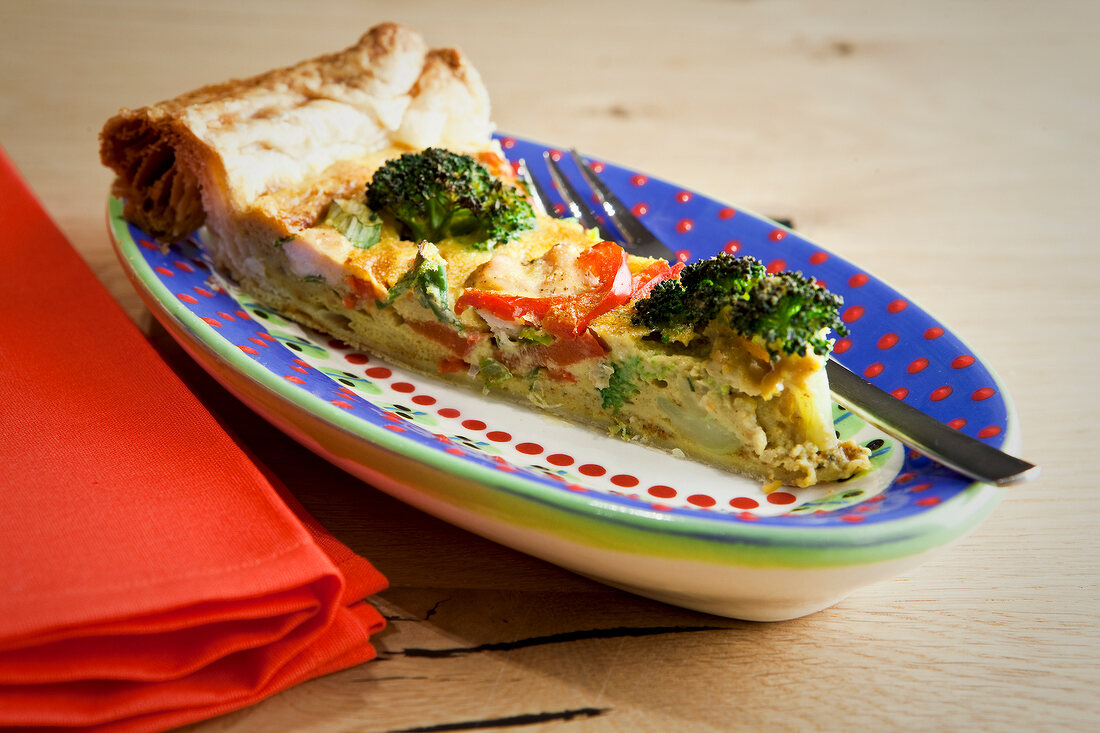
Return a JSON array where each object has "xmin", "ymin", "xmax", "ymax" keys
[{"xmin": 323, "ymin": 198, "xmax": 382, "ymax": 249}]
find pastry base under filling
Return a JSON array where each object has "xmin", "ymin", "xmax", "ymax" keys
[{"xmin": 200, "ymin": 157, "xmax": 871, "ymax": 487}]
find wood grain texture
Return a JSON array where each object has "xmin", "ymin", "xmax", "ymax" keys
[{"xmin": 2, "ymin": 0, "xmax": 1098, "ymax": 730}]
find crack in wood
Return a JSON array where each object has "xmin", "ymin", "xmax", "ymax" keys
[
  {"xmin": 389, "ymin": 624, "xmax": 723, "ymax": 658},
  {"xmin": 388, "ymin": 707, "xmax": 610, "ymax": 732},
  {"xmin": 424, "ymin": 597, "xmax": 449, "ymax": 621}
]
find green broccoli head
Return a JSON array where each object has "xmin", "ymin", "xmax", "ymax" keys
[
  {"xmin": 365, "ymin": 148, "xmax": 535, "ymax": 249},
  {"xmin": 632, "ymin": 253, "xmax": 846, "ymax": 359}
]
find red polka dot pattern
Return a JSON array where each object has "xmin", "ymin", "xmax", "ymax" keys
[
  {"xmin": 687, "ymin": 494, "xmax": 716, "ymax": 508},
  {"xmin": 579, "ymin": 464, "xmax": 606, "ymax": 477},
  {"xmin": 930, "ymin": 386, "xmax": 953, "ymax": 401},
  {"xmin": 877, "ymin": 333, "xmax": 899, "ymax": 350},
  {"xmin": 842, "ymin": 305, "xmax": 865, "ymax": 323}
]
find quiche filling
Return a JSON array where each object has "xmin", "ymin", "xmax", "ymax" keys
[{"xmin": 100, "ymin": 22, "xmax": 870, "ymax": 487}]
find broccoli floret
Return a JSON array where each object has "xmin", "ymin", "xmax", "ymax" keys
[
  {"xmin": 728, "ymin": 270, "xmax": 848, "ymax": 358},
  {"xmin": 365, "ymin": 148, "xmax": 535, "ymax": 249},
  {"xmin": 635, "ymin": 253, "xmax": 767, "ymax": 333},
  {"xmin": 633, "ymin": 253, "xmax": 846, "ymax": 359},
  {"xmin": 599, "ymin": 357, "xmax": 645, "ymax": 413}
]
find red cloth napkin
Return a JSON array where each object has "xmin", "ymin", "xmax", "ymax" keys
[{"xmin": 0, "ymin": 147, "xmax": 388, "ymax": 731}]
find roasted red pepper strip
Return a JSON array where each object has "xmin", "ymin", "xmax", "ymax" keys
[
  {"xmin": 629, "ymin": 260, "xmax": 684, "ymax": 301},
  {"xmin": 406, "ymin": 319, "xmax": 483, "ymax": 357},
  {"xmin": 455, "ymin": 241, "xmax": 633, "ymax": 339}
]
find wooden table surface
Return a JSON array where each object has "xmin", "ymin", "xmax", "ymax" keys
[{"xmin": 3, "ymin": 1, "xmax": 1098, "ymax": 730}]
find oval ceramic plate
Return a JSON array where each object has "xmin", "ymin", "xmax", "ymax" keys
[{"xmin": 108, "ymin": 135, "xmax": 1016, "ymax": 621}]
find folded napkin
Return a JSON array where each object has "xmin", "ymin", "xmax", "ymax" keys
[{"xmin": 0, "ymin": 147, "xmax": 388, "ymax": 731}]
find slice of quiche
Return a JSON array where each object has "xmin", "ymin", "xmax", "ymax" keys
[{"xmin": 100, "ymin": 23, "xmax": 870, "ymax": 487}]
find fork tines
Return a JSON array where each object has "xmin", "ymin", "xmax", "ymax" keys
[{"xmin": 523, "ymin": 149, "xmax": 677, "ymax": 262}]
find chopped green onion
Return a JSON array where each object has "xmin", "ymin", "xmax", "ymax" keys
[
  {"xmin": 323, "ymin": 198, "xmax": 382, "ymax": 249},
  {"xmin": 479, "ymin": 357, "xmax": 513, "ymax": 388},
  {"xmin": 517, "ymin": 326, "xmax": 554, "ymax": 345}
]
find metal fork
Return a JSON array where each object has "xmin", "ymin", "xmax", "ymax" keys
[{"xmin": 520, "ymin": 148, "xmax": 1038, "ymax": 486}]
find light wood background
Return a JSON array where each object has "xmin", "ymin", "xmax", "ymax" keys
[{"xmin": 2, "ymin": 1, "xmax": 1098, "ymax": 730}]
